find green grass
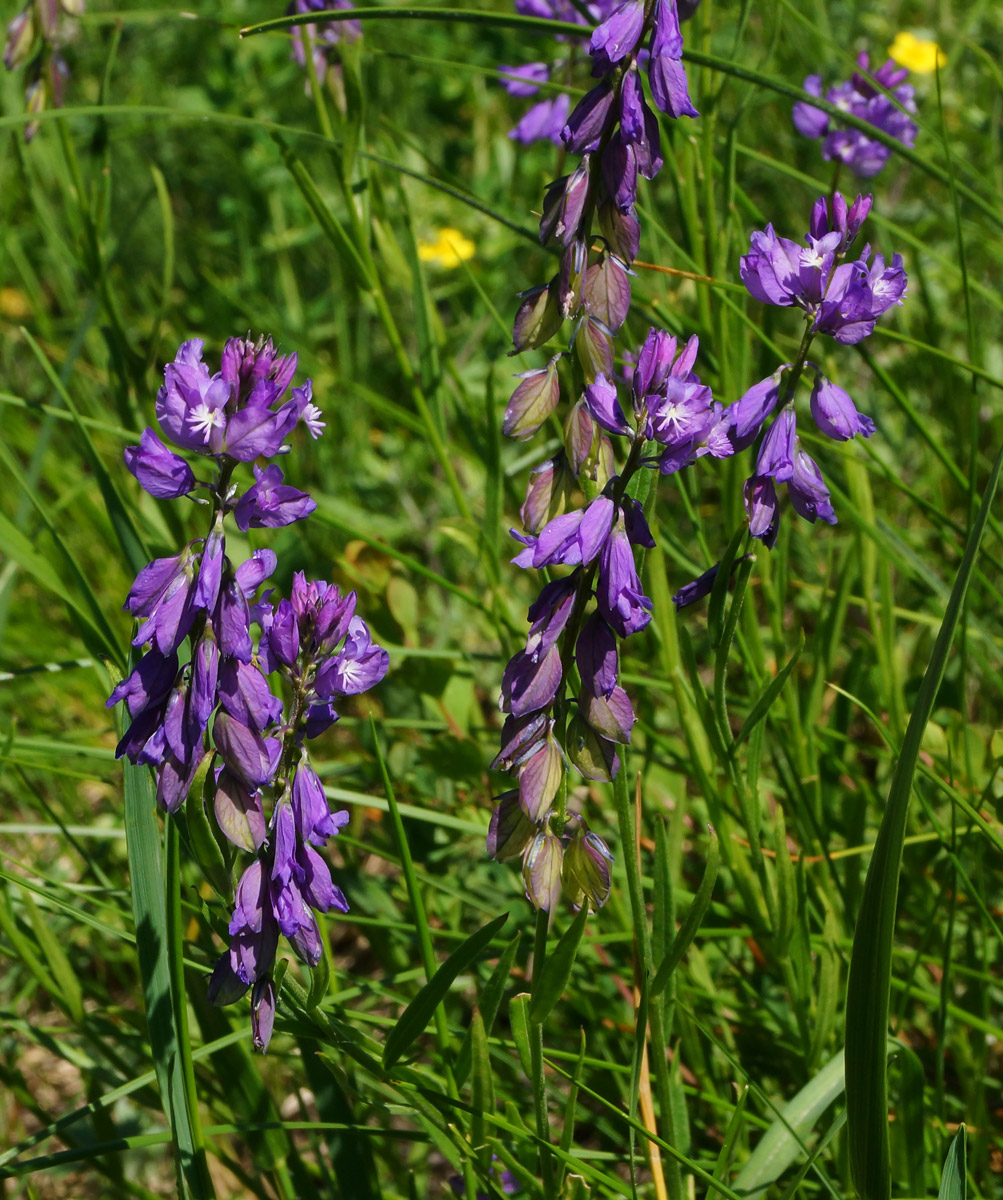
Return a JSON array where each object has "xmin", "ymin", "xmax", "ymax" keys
[{"xmin": 2, "ymin": 0, "xmax": 1003, "ymax": 1197}]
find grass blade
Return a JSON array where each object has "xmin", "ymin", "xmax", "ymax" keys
[{"xmin": 845, "ymin": 444, "xmax": 1003, "ymax": 1200}]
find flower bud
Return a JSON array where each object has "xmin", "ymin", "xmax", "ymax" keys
[
  {"xmin": 520, "ymin": 455, "xmax": 571, "ymax": 534},
  {"xmin": 503, "ymin": 355, "xmax": 561, "ymax": 441},
  {"xmin": 487, "ymin": 790, "xmax": 537, "ymax": 861},
  {"xmin": 512, "ymin": 281, "xmax": 564, "ymax": 353},
  {"xmin": 584, "ymin": 253, "xmax": 631, "ymax": 332},
  {"xmin": 575, "ymin": 316, "xmax": 614, "ymax": 384},
  {"xmin": 522, "ymin": 830, "xmax": 564, "ymax": 911},
  {"xmin": 563, "ymin": 828, "xmax": 614, "ymax": 911},
  {"xmin": 598, "ymin": 200, "xmax": 640, "ymax": 264},
  {"xmin": 566, "ymin": 713, "xmax": 619, "ymax": 782},
  {"xmin": 518, "ymin": 734, "xmax": 563, "ymax": 821},
  {"xmin": 251, "ymin": 978, "xmax": 276, "ymax": 1052},
  {"xmin": 3, "ymin": 9, "xmax": 34, "ymax": 72},
  {"xmin": 564, "ymin": 400, "xmax": 598, "ymax": 477}
]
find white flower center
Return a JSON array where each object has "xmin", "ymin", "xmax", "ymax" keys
[{"xmin": 190, "ymin": 403, "xmax": 224, "ymax": 443}]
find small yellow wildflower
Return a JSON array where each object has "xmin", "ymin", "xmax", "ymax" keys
[
  {"xmin": 888, "ymin": 31, "xmax": 946, "ymax": 74},
  {"xmin": 417, "ymin": 228, "xmax": 476, "ymax": 270}
]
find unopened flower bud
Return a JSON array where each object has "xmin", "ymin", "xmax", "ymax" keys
[
  {"xmin": 512, "ymin": 281, "xmax": 564, "ymax": 353},
  {"xmin": 563, "ymin": 827, "xmax": 614, "ymax": 910},
  {"xmin": 503, "ymin": 355, "xmax": 561, "ymax": 441},
  {"xmin": 487, "ymin": 790, "xmax": 537, "ymax": 861},
  {"xmin": 522, "ymin": 830, "xmax": 564, "ymax": 911}
]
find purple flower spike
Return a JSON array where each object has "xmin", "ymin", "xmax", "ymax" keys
[
  {"xmin": 125, "ymin": 429, "xmax": 196, "ymax": 500},
  {"xmin": 809, "ymin": 374, "xmax": 875, "ymax": 440}
]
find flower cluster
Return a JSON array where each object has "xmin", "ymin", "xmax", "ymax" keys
[
  {"xmin": 499, "ymin": 0, "xmax": 700, "ymax": 145},
  {"xmin": 3, "ymin": 0, "xmax": 84, "ymax": 141},
  {"xmin": 287, "ymin": 0, "xmax": 361, "ymax": 93},
  {"xmin": 492, "ymin": 0, "xmax": 723, "ymax": 911},
  {"xmin": 108, "ymin": 335, "xmax": 388, "ymax": 1050},
  {"xmin": 723, "ymin": 193, "xmax": 906, "ymax": 549},
  {"xmin": 793, "ymin": 51, "xmax": 918, "ymax": 178}
]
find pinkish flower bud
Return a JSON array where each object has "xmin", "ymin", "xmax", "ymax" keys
[{"xmin": 503, "ymin": 355, "xmax": 561, "ymax": 441}]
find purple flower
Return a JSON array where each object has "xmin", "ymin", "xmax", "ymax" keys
[
  {"xmin": 755, "ymin": 409, "xmax": 797, "ymax": 481},
  {"xmin": 726, "ymin": 368, "xmax": 786, "ymax": 448},
  {"xmin": 511, "ymin": 94, "xmax": 572, "ymax": 145},
  {"xmin": 229, "ymin": 860, "xmax": 279, "ymax": 985},
  {"xmin": 647, "ymin": 0, "xmax": 698, "ymax": 118},
  {"xmin": 525, "ymin": 575, "xmax": 579, "ymax": 659},
  {"xmin": 562, "ymin": 82, "xmax": 615, "ymax": 153},
  {"xmin": 596, "ymin": 516, "xmax": 652, "ymax": 636},
  {"xmin": 233, "ymin": 463, "xmax": 316, "ymax": 531},
  {"xmin": 124, "ymin": 429, "xmax": 195, "ymax": 499},
  {"xmin": 788, "ymin": 445, "xmax": 837, "ymax": 525},
  {"xmin": 292, "ymin": 761, "xmax": 350, "ymax": 847},
  {"xmin": 745, "ymin": 476, "xmax": 779, "ymax": 548},
  {"xmin": 809, "ymin": 373, "xmax": 875, "ymax": 440},
  {"xmin": 504, "ymin": 356, "xmax": 562, "ymax": 440},
  {"xmin": 512, "ymin": 496, "xmax": 616, "ymax": 570},
  {"xmin": 792, "ymin": 53, "xmax": 918, "ymax": 179},
  {"xmin": 741, "ymin": 200, "xmax": 906, "ymax": 345},
  {"xmin": 575, "ymin": 612, "xmax": 619, "ymax": 698},
  {"xmin": 500, "ymin": 646, "xmax": 563, "ymax": 717},
  {"xmin": 584, "ymin": 373, "xmax": 631, "ymax": 436},
  {"xmin": 589, "ymin": 0, "xmax": 644, "ymax": 75},
  {"xmin": 498, "ymin": 61, "xmax": 550, "ymax": 96},
  {"xmin": 315, "ymin": 616, "xmax": 389, "ymax": 698}
]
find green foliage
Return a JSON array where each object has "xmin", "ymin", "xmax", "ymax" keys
[{"xmin": 2, "ymin": 1, "xmax": 1003, "ymax": 1197}]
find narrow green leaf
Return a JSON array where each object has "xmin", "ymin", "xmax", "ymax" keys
[
  {"xmin": 651, "ymin": 827, "xmax": 719, "ymax": 997},
  {"xmin": 124, "ymin": 760, "xmax": 214, "ymax": 1198},
  {"xmin": 470, "ymin": 1008, "xmax": 493, "ymax": 1174},
  {"xmin": 21, "ymin": 891, "xmax": 83, "ymax": 1025},
  {"xmin": 509, "ymin": 993, "xmax": 533, "ymax": 1081},
  {"xmin": 845, "ymin": 444, "xmax": 1003, "ymax": 1200},
  {"xmin": 938, "ymin": 1126, "xmax": 966, "ymax": 1200},
  {"xmin": 889, "ymin": 1044, "xmax": 926, "ymax": 1197},
  {"xmin": 382, "ymin": 911, "xmax": 509, "ymax": 1071},
  {"xmin": 528, "ymin": 903, "xmax": 588, "ymax": 1025},
  {"xmin": 712, "ymin": 1085, "xmax": 748, "ymax": 1182}
]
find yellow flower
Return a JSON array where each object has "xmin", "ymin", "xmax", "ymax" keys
[
  {"xmin": 417, "ymin": 228, "xmax": 476, "ymax": 270},
  {"xmin": 888, "ymin": 31, "xmax": 946, "ymax": 74}
]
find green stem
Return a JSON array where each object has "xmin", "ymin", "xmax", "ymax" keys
[{"xmin": 530, "ymin": 908, "xmax": 556, "ymax": 1198}]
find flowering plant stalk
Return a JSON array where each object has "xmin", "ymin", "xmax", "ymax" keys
[
  {"xmin": 490, "ymin": 0, "xmax": 718, "ymax": 913},
  {"xmin": 108, "ymin": 334, "xmax": 388, "ymax": 1050}
]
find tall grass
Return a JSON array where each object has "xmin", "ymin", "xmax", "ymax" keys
[{"xmin": 2, "ymin": 1, "xmax": 1002, "ymax": 1197}]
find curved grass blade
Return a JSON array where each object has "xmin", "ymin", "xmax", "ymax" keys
[{"xmin": 845, "ymin": 444, "xmax": 1003, "ymax": 1200}]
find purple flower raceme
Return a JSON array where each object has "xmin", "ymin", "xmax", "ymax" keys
[
  {"xmin": 693, "ymin": 193, "xmax": 905, "ymax": 562},
  {"xmin": 792, "ymin": 52, "xmax": 918, "ymax": 178},
  {"xmin": 3, "ymin": 0, "xmax": 84, "ymax": 141},
  {"xmin": 287, "ymin": 0, "xmax": 361, "ymax": 94},
  {"xmin": 492, "ymin": 0, "xmax": 710, "ymax": 913},
  {"xmin": 109, "ymin": 334, "xmax": 387, "ymax": 1051}
]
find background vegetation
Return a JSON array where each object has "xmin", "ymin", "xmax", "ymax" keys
[{"xmin": 1, "ymin": 0, "xmax": 1001, "ymax": 1197}]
